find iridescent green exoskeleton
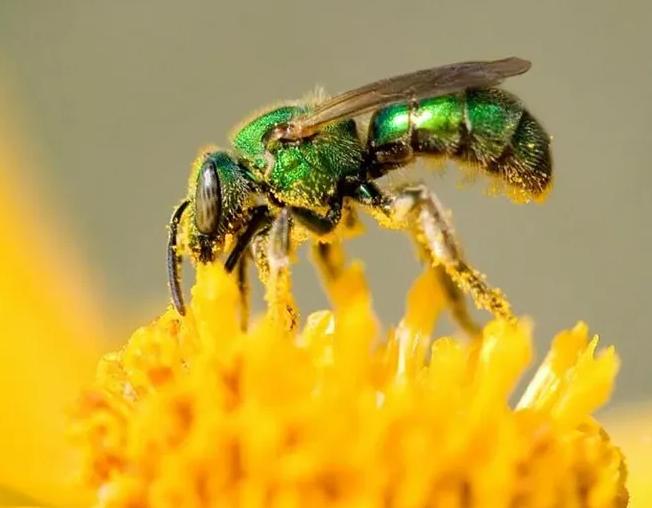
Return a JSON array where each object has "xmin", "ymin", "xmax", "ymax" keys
[{"xmin": 167, "ymin": 57, "xmax": 552, "ymax": 333}]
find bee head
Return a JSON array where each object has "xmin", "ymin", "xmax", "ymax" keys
[{"xmin": 191, "ymin": 150, "xmax": 255, "ymax": 245}]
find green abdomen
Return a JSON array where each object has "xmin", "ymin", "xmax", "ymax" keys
[{"xmin": 368, "ymin": 89, "xmax": 552, "ymax": 200}]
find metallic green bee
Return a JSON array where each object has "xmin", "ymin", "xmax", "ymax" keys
[{"xmin": 167, "ymin": 57, "xmax": 552, "ymax": 333}]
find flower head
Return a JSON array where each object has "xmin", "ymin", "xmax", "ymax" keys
[{"xmin": 72, "ymin": 260, "xmax": 628, "ymax": 508}]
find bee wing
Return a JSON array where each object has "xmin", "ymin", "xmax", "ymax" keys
[{"xmin": 280, "ymin": 57, "xmax": 531, "ymax": 140}]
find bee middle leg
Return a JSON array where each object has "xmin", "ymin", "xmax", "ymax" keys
[
  {"xmin": 235, "ymin": 254, "xmax": 250, "ymax": 332},
  {"xmin": 250, "ymin": 209, "xmax": 299, "ymax": 331},
  {"xmin": 288, "ymin": 201, "xmax": 352, "ymax": 288},
  {"xmin": 289, "ymin": 199, "xmax": 342, "ymax": 235},
  {"xmin": 352, "ymin": 182, "xmax": 513, "ymax": 337}
]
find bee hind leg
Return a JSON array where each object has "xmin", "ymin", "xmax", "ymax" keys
[{"xmin": 353, "ymin": 182, "xmax": 513, "ymax": 337}]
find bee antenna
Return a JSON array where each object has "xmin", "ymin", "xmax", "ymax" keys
[{"xmin": 167, "ymin": 199, "xmax": 190, "ymax": 315}]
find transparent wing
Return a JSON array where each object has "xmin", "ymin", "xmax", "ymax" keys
[{"xmin": 279, "ymin": 57, "xmax": 531, "ymax": 140}]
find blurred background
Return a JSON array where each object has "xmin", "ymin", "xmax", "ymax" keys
[{"xmin": 0, "ymin": 1, "xmax": 650, "ymax": 409}]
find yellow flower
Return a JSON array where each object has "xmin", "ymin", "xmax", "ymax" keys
[
  {"xmin": 603, "ymin": 403, "xmax": 652, "ymax": 507},
  {"xmin": 0, "ymin": 74, "xmax": 646, "ymax": 508},
  {"xmin": 0, "ymin": 85, "xmax": 105, "ymax": 507},
  {"xmin": 69, "ymin": 256, "xmax": 628, "ymax": 508}
]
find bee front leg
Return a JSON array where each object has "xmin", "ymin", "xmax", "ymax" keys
[
  {"xmin": 251, "ymin": 209, "xmax": 298, "ymax": 331},
  {"xmin": 167, "ymin": 199, "xmax": 191, "ymax": 316},
  {"xmin": 224, "ymin": 206, "xmax": 270, "ymax": 331}
]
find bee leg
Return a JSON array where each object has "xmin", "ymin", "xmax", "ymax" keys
[
  {"xmin": 289, "ymin": 199, "xmax": 342, "ymax": 236},
  {"xmin": 391, "ymin": 184, "xmax": 513, "ymax": 325},
  {"xmin": 235, "ymin": 254, "xmax": 250, "ymax": 332},
  {"xmin": 289, "ymin": 201, "xmax": 351, "ymax": 278},
  {"xmin": 353, "ymin": 182, "xmax": 512, "ymax": 335},
  {"xmin": 251, "ymin": 209, "xmax": 298, "ymax": 331},
  {"xmin": 312, "ymin": 241, "xmax": 346, "ymax": 282},
  {"xmin": 267, "ymin": 208, "xmax": 291, "ymax": 276},
  {"xmin": 221, "ymin": 206, "xmax": 270, "ymax": 330},
  {"xmin": 250, "ymin": 232, "xmax": 270, "ymax": 287},
  {"xmin": 290, "ymin": 201, "xmax": 367, "ymax": 303},
  {"xmin": 418, "ymin": 246, "xmax": 484, "ymax": 338},
  {"xmin": 224, "ymin": 206, "xmax": 270, "ymax": 272},
  {"xmin": 167, "ymin": 199, "xmax": 191, "ymax": 316}
]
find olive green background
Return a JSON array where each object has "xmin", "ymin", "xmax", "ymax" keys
[{"xmin": 0, "ymin": 2, "xmax": 650, "ymax": 408}]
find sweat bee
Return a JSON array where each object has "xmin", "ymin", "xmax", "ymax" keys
[{"xmin": 167, "ymin": 57, "xmax": 551, "ymax": 333}]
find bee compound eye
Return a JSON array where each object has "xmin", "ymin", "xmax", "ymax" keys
[{"xmin": 194, "ymin": 160, "xmax": 222, "ymax": 235}]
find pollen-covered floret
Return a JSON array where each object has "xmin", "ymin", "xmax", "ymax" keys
[{"xmin": 71, "ymin": 262, "xmax": 628, "ymax": 508}]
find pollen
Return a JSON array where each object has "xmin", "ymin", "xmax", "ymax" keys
[{"xmin": 71, "ymin": 261, "xmax": 628, "ymax": 508}]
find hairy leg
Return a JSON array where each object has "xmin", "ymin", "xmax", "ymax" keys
[
  {"xmin": 250, "ymin": 209, "xmax": 298, "ymax": 331},
  {"xmin": 218, "ymin": 206, "xmax": 270, "ymax": 330},
  {"xmin": 353, "ymin": 182, "xmax": 512, "ymax": 335},
  {"xmin": 289, "ymin": 199, "xmax": 342, "ymax": 236},
  {"xmin": 291, "ymin": 200, "xmax": 366, "ymax": 308},
  {"xmin": 235, "ymin": 254, "xmax": 250, "ymax": 332}
]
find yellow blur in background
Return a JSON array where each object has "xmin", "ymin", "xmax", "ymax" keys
[{"xmin": 0, "ymin": 1, "xmax": 650, "ymax": 507}]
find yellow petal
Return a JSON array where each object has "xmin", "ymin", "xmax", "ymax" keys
[
  {"xmin": 0, "ymin": 78, "xmax": 107, "ymax": 507},
  {"xmin": 602, "ymin": 402, "xmax": 652, "ymax": 508}
]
